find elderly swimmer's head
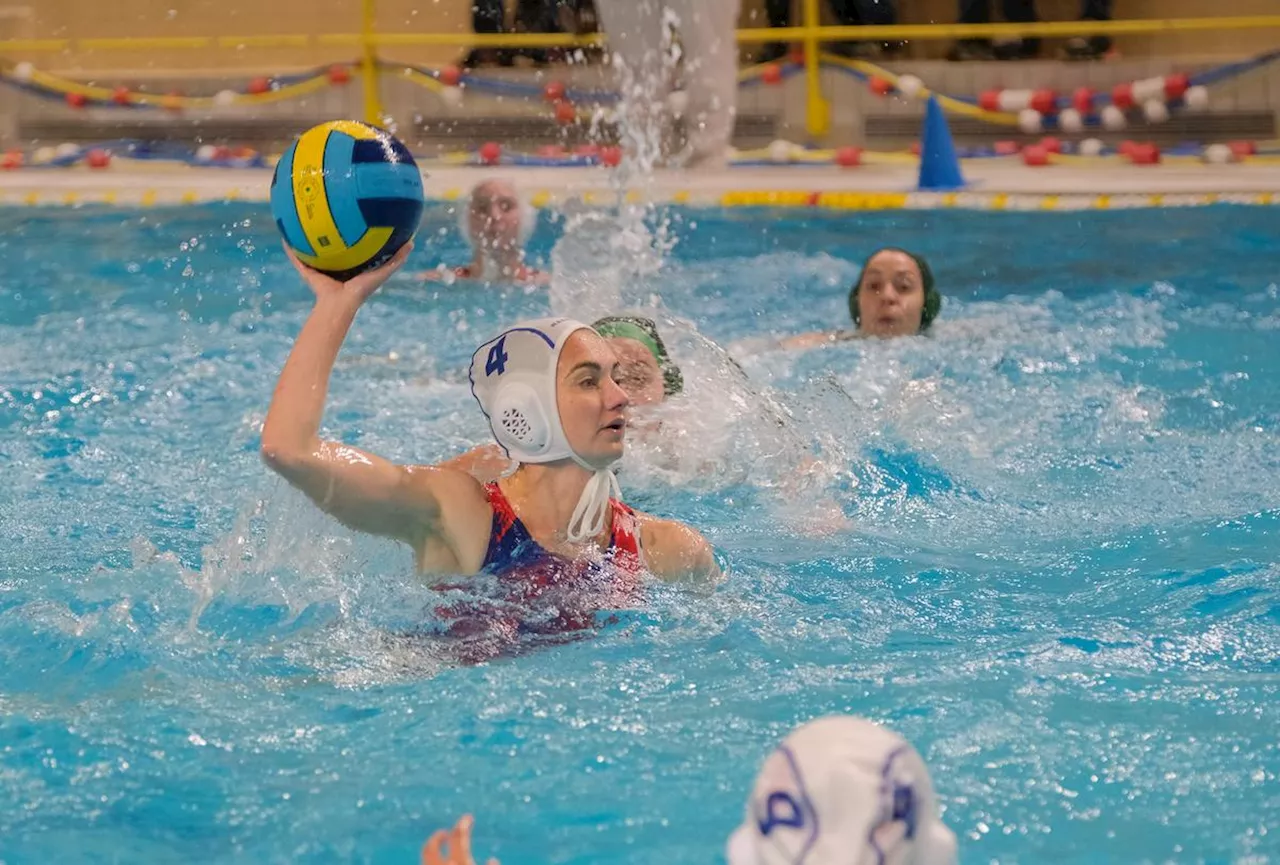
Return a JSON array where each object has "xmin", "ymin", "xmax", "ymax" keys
[{"xmin": 462, "ymin": 178, "xmax": 534, "ymax": 259}]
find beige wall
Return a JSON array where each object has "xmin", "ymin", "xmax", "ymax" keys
[
  {"xmin": 751, "ymin": 0, "xmax": 1280, "ymax": 60},
  {"xmin": 20, "ymin": 0, "xmax": 473, "ymax": 73},
  {"xmin": 17, "ymin": 0, "xmax": 1280, "ymax": 73}
]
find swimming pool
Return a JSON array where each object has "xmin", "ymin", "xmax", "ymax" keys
[{"xmin": 1, "ymin": 201, "xmax": 1277, "ymax": 864}]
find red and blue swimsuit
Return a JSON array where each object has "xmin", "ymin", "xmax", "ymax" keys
[{"xmin": 434, "ymin": 482, "xmax": 645, "ymax": 660}]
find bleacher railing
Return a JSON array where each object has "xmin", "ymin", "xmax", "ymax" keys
[{"xmin": 3, "ymin": 4, "xmax": 1279, "ymax": 138}]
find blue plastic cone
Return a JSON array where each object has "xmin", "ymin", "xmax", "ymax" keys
[{"xmin": 917, "ymin": 96, "xmax": 966, "ymax": 191}]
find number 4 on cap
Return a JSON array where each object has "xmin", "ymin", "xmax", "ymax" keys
[{"xmin": 485, "ymin": 336, "xmax": 509, "ymax": 377}]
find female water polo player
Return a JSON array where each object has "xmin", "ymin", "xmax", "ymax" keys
[
  {"xmin": 440, "ymin": 314, "xmax": 847, "ymax": 537},
  {"xmin": 416, "ymin": 179, "xmax": 548, "ymax": 285},
  {"xmin": 781, "ymin": 248, "xmax": 943, "ymax": 348},
  {"xmin": 261, "ymin": 246, "xmax": 719, "ymax": 599},
  {"xmin": 442, "ymin": 314, "xmax": 685, "ymax": 483}
]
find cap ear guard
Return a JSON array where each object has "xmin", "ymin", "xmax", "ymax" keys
[
  {"xmin": 913, "ymin": 814, "xmax": 959, "ymax": 865},
  {"xmin": 661, "ymin": 361, "xmax": 684, "ymax": 397},
  {"xmin": 490, "ymin": 380, "xmax": 552, "ymax": 456}
]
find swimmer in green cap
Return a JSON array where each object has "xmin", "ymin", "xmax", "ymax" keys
[
  {"xmin": 445, "ymin": 312, "xmax": 849, "ymax": 536},
  {"xmin": 441, "ymin": 314, "xmax": 684, "ymax": 481},
  {"xmin": 590, "ymin": 315, "xmax": 684, "ymax": 406},
  {"xmin": 780, "ymin": 248, "xmax": 942, "ymax": 348}
]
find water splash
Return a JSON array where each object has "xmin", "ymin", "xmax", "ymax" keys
[{"xmin": 4, "ymin": 206, "xmax": 1279, "ymax": 864}]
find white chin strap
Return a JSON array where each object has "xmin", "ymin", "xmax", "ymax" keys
[{"xmin": 566, "ymin": 468, "xmax": 622, "ymax": 545}]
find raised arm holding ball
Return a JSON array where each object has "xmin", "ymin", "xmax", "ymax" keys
[{"xmin": 261, "ymin": 122, "xmax": 720, "ymax": 618}]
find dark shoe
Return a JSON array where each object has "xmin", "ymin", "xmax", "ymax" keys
[
  {"xmin": 946, "ymin": 40, "xmax": 995, "ymax": 61},
  {"xmin": 1061, "ymin": 35, "xmax": 1111, "ymax": 60},
  {"xmin": 993, "ymin": 38, "xmax": 1038, "ymax": 60},
  {"xmin": 518, "ymin": 48, "xmax": 550, "ymax": 67}
]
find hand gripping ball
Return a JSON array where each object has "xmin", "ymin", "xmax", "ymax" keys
[{"xmin": 270, "ymin": 120, "xmax": 425, "ymax": 281}]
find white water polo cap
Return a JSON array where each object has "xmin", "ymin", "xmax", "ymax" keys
[
  {"xmin": 458, "ymin": 181, "xmax": 536, "ymax": 247},
  {"xmin": 727, "ymin": 716, "xmax": 958, "ymax": 865},
  {"xmin": 469, "ymin": 317, "xmax": 623, "ymax": 544}
]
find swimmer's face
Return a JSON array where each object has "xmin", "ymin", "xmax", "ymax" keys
[
  {"xmin": 467, "ymin": 180, "xmax": 523, "ymax": 253},
  {"xmin": 556, "ymin": 330, "xmax": 630, "ymax": 468},
  {"xmin": 856, "ymin": 250, "xmax": 926, "ymax": 338},
  {"xmin": 606, "ymin": 337, "xmax": 666, "ymax": 407}
]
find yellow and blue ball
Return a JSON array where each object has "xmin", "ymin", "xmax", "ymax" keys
[{"xmin": 270, "ymin": 120, "xmax": 424, "ymax": 281}]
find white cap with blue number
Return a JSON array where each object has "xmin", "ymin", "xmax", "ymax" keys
[
  {"xmin": 469, "ymin": 317, "xmax": 622, "ymax": 544},
  {"xmin": 726, "ymin": 716, "xmax": 958, "ymax": 865}
]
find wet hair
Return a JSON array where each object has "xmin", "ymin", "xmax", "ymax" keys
[
  {"xmin": 848, "ymin": 248, "xmax": 942, "ymax": 332},
  {"xmin": 591, "ymin": 315, "xmax": 684, "ymax": 396}
]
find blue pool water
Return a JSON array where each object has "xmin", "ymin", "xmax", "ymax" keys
[{"xmin": 1, "ymin": 202, "xmax": 1278, "ymax": 864}]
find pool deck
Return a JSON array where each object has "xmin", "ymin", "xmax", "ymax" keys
[{"xmin": 4, "ymin": 159, "xmax": 1280, "ymax": 209}]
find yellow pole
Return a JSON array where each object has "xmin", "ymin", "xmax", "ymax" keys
[
  {"xmin": 801, "ymin": 0, "xmax": 829, "ymax": 138},
  {"xmin": 361, "ymin": 0, "xmax": 384, "ymax": 126}
]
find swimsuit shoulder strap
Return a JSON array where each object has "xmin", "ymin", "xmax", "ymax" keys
[
  {"xmin": 484, "ymin": 481, "xmax": 515, "ymax": 527},
  {"xmin": 607, "ymin": 498, "xmax": 644, "ymax": 569},
  {"xmin": 483, "ymin": 482, "xmax": 533, "ymax": 570}
]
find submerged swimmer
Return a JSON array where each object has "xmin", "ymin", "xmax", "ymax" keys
[
  {"xmin": 781, "ymin": 248, "xmax": 943, "ymax": 348},
  {"xmin": 261, "ymin": 246, "xmax": 719, "ymax": 648},
  {"xmin": 423, "ymin": 714, "xmax": 957, "ymax": 865},
  {"xmin": 417, "ymin": 178, "xmax": 548, "ymax": 285}
]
